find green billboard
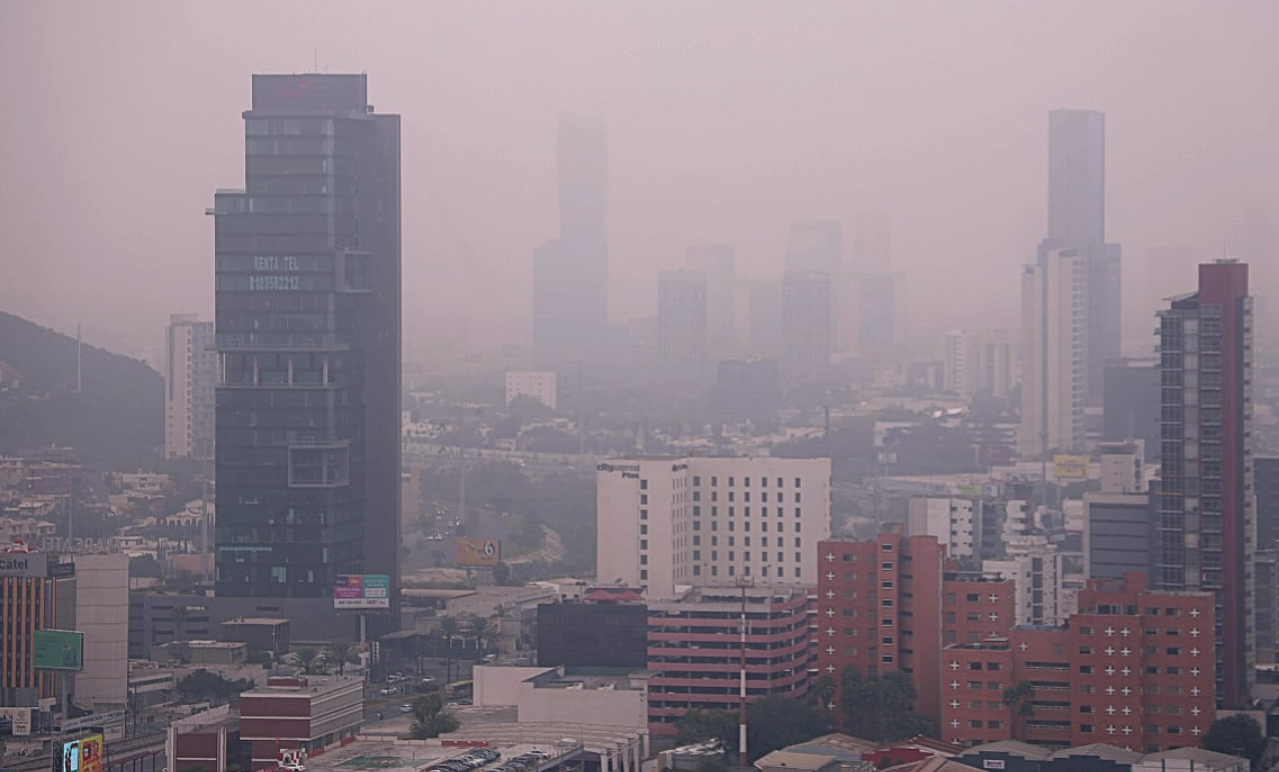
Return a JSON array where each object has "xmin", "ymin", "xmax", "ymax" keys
[{"xmin": 33, "ymin": 629, "xmax": 83, "ymax": 671}]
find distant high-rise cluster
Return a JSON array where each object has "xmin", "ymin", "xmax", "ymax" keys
[
  {"xmin": 532, "ymin": 115, "xmax": 609, "ymax": 366},
  {"xmin": 1019, "ymin": 109, "xmax": 1123, "ymax": 457}
]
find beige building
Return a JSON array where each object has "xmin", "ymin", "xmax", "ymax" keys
[{"xmin": 164, "ymin": 314, "xmax": 216, "ymax": 460}]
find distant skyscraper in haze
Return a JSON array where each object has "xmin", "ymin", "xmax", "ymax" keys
[
  {"xmin": 944, "ymin": 329, "xmax": 1012, "ymax": 401},
  {"xmin": 656, "ymin": 269, "xmax": 708, "ymax": 388},
  {"xmin": 780, "ymin": 271, "xmax": 832, "ymax": 388},
  {"xmin": 854, "ymin": 210, "xmax": 891, "ymax": 273},
  {"xmin": 685, "ymin": 244, "xmax": 736, "ymax": 358},
  {"xmin": 785, "ymin": 220, "xmax": 843, "ymax": 273},
  {"xmin": 1046, "ymin": 109, "xmax": 1122, "ymax": 405},
  {"xmin": 211, "ymin": 74, "xmax": 401, "ymax": 608},
  {"xmin": 1018, "ymin": 245, "xmax": 1088, "ymax": 456},
  {"xmin": 1155, "ymin": 260, "xmax": 1254, "ymax": 708},
  {"xmin": 533, "ymin": 115, "xmax": 609, "ymax": 365},
  {"xmin": 165, "ymin": 313, "xmax": 216, "ymax": 460}
]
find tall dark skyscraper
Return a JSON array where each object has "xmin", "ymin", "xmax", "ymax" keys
[
  {"xmin": 211, "ymin": 74, "xmax": 401, "ymax": 607},
  {"xmin": 1155, "ymin": 260, "xmax": 1254, "ymax": 707},
  {"xmin": 1045, "ymin": 109, "xmax": 1122, "ymax": 406},
  {"xmin": 533, "ymin": 115, "xmax": 609, "ymax": 364}
]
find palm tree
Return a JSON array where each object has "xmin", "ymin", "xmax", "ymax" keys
[
  {"xmin": 436, "ymin": 615, "xmax": 460, "ymax": 682},
  {"xmin": 294, "ymin": 646, "xmax": 324, "ymax": 675},
  {"xmin": 467, "ymin": 615, "xmax": 494, "ymax": 653},
  {"xmin": 329, "ymin": 640, "xmax": 356, "ymax": 676}
]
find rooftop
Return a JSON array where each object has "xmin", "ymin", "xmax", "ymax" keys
[{"xmin": 754, "ymin": 751, "xmax": 837, "ymax": 771}]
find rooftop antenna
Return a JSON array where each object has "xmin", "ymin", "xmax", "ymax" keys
[
  {"xmin": 313, "ymin": 48, "xmax": 318, "ymax": 73},
  {"xmin": 75, "ymin": 323, "xmax": 82, "ymax": 393}
]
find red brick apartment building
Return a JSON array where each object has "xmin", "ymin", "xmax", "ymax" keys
[
  {"xmin": 814, "ymin": 530, "xmax": 1015, "ymax": 722},
  {"xmin": 238, "ymin": 675, "xmax": 363, "ymax": 769},
  {"xmin": 940, "ymin": 572, "xmax": 1215, "ymax": 752}
]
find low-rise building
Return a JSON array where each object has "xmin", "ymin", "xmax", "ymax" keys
[{"xmin": 238, "ymin": 675, "xmax": 363, "ymax": 769}]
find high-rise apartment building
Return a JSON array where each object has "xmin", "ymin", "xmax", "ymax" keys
[
  {"xmin": 814, "ymin": 531, "xmax": 1016, "ymax": 724},
  {"xmin": 1104, "ymin": 358, "xmax": 1161, "ymax": 455},
  {"xmin": 505, "ymin": 371, "xmax": 558, "ymax": 410},
  {"xmin": 944, "ymin": 329, "xmax": 1012, "ymax": 401},
  {"xmin": 1154, "ymin": 260, "xmax": 1254, "ymax": 708},
  {"xmin": 853, "ymin": 211, "xmax": 891, "ymax": 274},
  {"xmin": 211, "ymin": 74, "xmax": 401, "ymax": 605},
  {"xmin": 785, "ymin": 220, "xmax": 843, "ymax": 273},
  {"xmin": 1018, "ymin": 246, "xmax": 1089, "ymax": 456},
  {"xmin": 533, "ymin": 115, "xmax": 609, "ymax": 365},
  {"xmin": 656, "ymin": 269, "xmax": 708, "ymax": 388},
  {"xmin": 165, "ymin": 314, "xmax": 217, "ymax": 460},
  {"xmin": 939, "ymin": 573, "xmax": 1215, "ymax": 752},
  {"xmin": 1046, "ymin": 109, "xmax": 1122, "ymax": 406},
  {"xmin": 780, "ymin": 271, "xmax": 833, "ymax": 388},
  {"xmin": 596, "ymin": 457, "xmax": 831, "ymax": 600}
]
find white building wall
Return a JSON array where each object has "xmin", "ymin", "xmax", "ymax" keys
[
  {"xmin": 506, "ymin": 371, "xmax": 558, "ymax": 410},
  {"xmin": 165, "ymin": 315, "xmax": 216, "ymax": 459},
  {"xmin": 597, "ymin": 457, "xmax": 830, "ymax": 600},
  {"xmin": 1018, "ymin": 250, "xmax": 1088, "ymax": 456},
  {"xmin": 74, "ymin": 554, "xmax": 130, "ymax": 711},
  {"xmin": 907, "ymin": 497, "xmax": 975, "ymax": 559}
]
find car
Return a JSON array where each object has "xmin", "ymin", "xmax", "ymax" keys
[
  {"xmin": 379, "ymin": 687, "xmax": 396, "ymax": 695},
  {"xmin": 399, "ymin": 704, "xmax": 413, "ymax": 714},
  {"xmin": 526, "ymin": 752, "xmax": 549, "ymax": 761}
]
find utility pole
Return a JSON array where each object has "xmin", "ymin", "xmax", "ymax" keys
[{"xmin": 736, "ymin": 576, "xmax": 753, "ymax": 769}]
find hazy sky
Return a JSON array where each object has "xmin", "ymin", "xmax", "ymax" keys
[{"xmin": 3, "ymin": 2, "xmax": 1277, "ymax": 363}]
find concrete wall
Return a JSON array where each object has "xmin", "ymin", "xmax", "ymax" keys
[
  {"xmin": 75, "ymin": 554, "xmax": 130, "ymax": 711},
  {"xmin": 474, "ymin": 666, "xmax": 555, "ymax": 707}
]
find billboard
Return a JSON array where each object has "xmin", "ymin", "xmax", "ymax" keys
[
  {"xmin": 1052, "ymin": 454, "xmax": 1090, "ymax": 481},
  {"xmin": 58, "ymin": 734, "xmax": 104, "ymax": 772},
  {"xmin": 0, "ymin": 707, "xmax": 32, "ymax": 736},
  {"xmin": 0, "ymin": 552, "xmax": 47, "ymax": 578},
  {"xmin": 334, "ymin": 574, "xmax": 390, "ymax": 609},
  {"xmin": 455, "ymin": 537, "xmax": 500, "ymax": 568},
  {"xmin": 33, "ymin": 629, "xmax": 83, "ymax": 670}
]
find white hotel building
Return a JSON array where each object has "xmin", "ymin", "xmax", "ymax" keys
[{"xmin": 596, "ymin": 457, "xmax": 831, "ymax": 600}]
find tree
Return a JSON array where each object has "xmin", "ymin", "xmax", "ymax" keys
[
  {"xmin": 407, "ymin": 692, "xmax": 459, "ymax": 740},
  {"xmin": 812, "ymin": 675, "xmax": 837, "ymax": 710},
  {"xmin": 466, "ymin": 614, "xmax": 494, "ymax": 652},
  {"xmin": 492, "ymin": 562, "xmax": 513, "ymax": 586},
  {"xmin": 746, "ymin": 696, "xmax": 834, "ymax": 761},
  {"xmin": 293, "ymin": 646, "xmax": 325, "ymax": 675},
  {"xmin": 329, "ymin": 640, "xmax": 357, "ymax": 676},
  {"xmin": 176, "ymin": 669, "xmax": 254, "ymax": 705},
  {"xmin": 1001, "ymin": 680, "xmax": 1034, "ymax": 737},
  {"xmin": 1202, "ymin": 715, "xmax": 1266, "ymax": 767},
  {"xmin": 839, "ymin": 667, "xmax": 932, "ymax": 743},
  {"xmin": 675, "ymin": 708, "xmax": 737, "ymax": 751},
  {"xmin": 437, "ymin": 615, "xmax": 460, "ymax": 681}
]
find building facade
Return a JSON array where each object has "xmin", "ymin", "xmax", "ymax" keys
[
  {"xmin": 1019, "ymin": 246, "xmax": 1089, "ymax": 456},
  {"xmin": 0, "ymin": 553, "xmax": 75, "ymax": 705},
  {"xmin": 944, "ymin": 330, "xmax": 1012, "ymax": 401},
  {"xmin": 646, "ymin": 586, "xmax": 811, "ymax": 737},
  {"xmin": 505, "ymin": 371, "xmax": 558, "ymax": 410},
  {"xmin": 238, "ymin": 675, "xmax": 363, "ymax": 769},
  {"xmin": 211, "ymin": 74, "xmax": 401, "ymax": 607},
  {"xmin": 656, "ymin": 270, "xmax": 709, "ymax": 388},
  {"xmin": 165, "ymin": 314, "xmax": 217, "ymax": 460},
  {"xmin": 596, "ymin": 457, "xmax": 831, "ymax": 600},
  {"xmin": 780, "ymin": 272, "xmax": 833, "ymax": 388},
  {"xmin": 1154, "ymin": 260, "xmax": 1254, "ymax": 708},
  {"xmin": 939, "ymin": 573, "xmax": 1215, "ymax": 753},
  {"xmin": 814, "ymin": 531, "xmax": 1017, "ymax": 724}
]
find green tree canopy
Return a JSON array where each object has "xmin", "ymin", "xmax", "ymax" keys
[
  {"xmin": 839, "ymin": 668, "xmax": 936, "ymax": 743},
  {"xmin": 1202, "ymin": 714, "xmax": 1266, "ymax": 766},
  {"xmin": 407, "ymin": 692, "xmax": 459, "ymax": 739},
  {"xmin": 177, "ymin": 669, "xmax": 254, "ymax": 705},
  {"xmin": 746, "ymin": 696, "xmax": 834, "ymax": 761},
  {"xmin": 676, "ymin": 708, "xmax": 738, "ymax": 751}
]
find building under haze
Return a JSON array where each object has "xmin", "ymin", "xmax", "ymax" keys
[
  {"xmin": 1018, "ymin": 245, "xmax": 1089, "ymax": 456},
  {"xmin": 1154, "ymin": 260, "xmax": 1254, "ymax": 708},
  {"xmin": 780, "ymin": 271, "xmax": 833, "ymax": 388},
  {"xmin": 533, "ymin": 115, "xmax": 609, "ymax": 366},
  {"xmin": 165, "ymin": 313, "xmax": 217, "ymax": 460},
  {"xmin": 685, "ymin": 244, "xmax": 736, "ymax": 361},
  {"xmin": 943, "ymin": 329, "xmax": 1012, "ymax": 401},
  {"xmin": 210, "ymin": 74, "xmax": 401, "ymax": 614},
  {"xmin": 596, "ymin": 457, "xmax": 831, "ymax": 600},
  {"xmin": 655, "ymin": 269, "xmax": 708, "ymax": 388},
  {"xmin": 1047, "ymin": 109, "xmax": 1122, "ymax": 406}
]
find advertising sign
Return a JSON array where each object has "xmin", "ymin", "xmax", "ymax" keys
[
  {"xmin": 334, "ymin": 574, "xmax": 390, "ymax": 609},
  {"xmin": 455, "ymin": 537, "xmax": 501, "ymax": 568},
  {"xmin": 0, "ymin": 552, "xmax": 47, "ymax": 578},
  {"xmin": 0, "ymin": 707, "xmax": 32, "ymax": 736},
  {"xmin": 60, "ymin": 739, "xmax": 81, "ymax": 772},
  {"xmin": 1052, "ymin": 454, "xmax": 1090, "ymax": 481},
  {"xmin": 79, "ymin": 734, "xmax": 104, "ymax": 772},
  {"xmin": 33, "ymin": 629, "xmax": 83, "ymax": 670}
]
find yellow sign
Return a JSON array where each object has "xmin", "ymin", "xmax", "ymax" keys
[
  {"xmin": 80, "ymin": 734, "xmax": 104, "ymax": 772},
  {"xmin": 1053, "ymin": 455, "xmax": 1090, "ymax": 481},
  {"xmin": 455, "ymin": 537, "xmax": 501, "ymax": 567}
]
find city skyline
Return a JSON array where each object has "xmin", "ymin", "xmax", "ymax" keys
[{"xmin": 3, "ymin": 3, "xmax": 1278, "ymax": 363}]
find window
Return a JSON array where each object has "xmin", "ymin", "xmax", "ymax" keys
[
  {"xmin": 640, "ymin": 509, "xmax": 648, "ymax": 520},
  {"xmin": 640, "ymin": 479, "xmax": 648, "ymax": 490},
  {"xmin": 693, "ymin": 476, "xmax": 701, "ymax": 486},
  {"xmin": 795, "ymin": 477, "xmax": 802, "ymax": 487}
]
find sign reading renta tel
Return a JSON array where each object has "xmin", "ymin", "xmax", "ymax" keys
[{"xmin": 334, "ymin": 574, "xmax": 390, "ymax": 609}]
